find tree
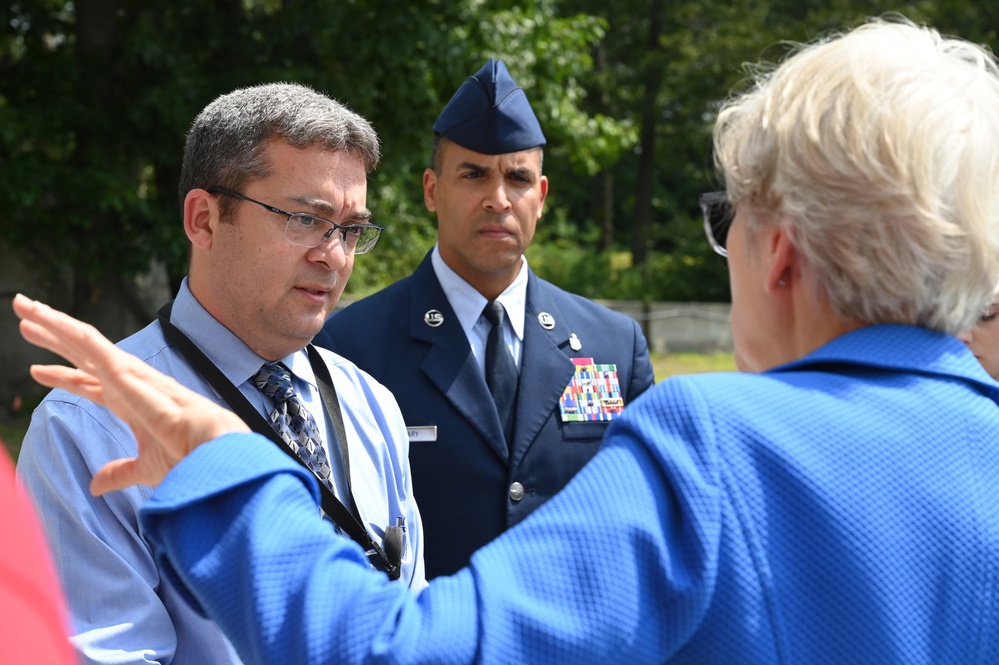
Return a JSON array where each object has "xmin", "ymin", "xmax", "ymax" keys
[
  {"xmin": 0, "ymin": 0, "xmax": 630, "ymax": 333},
  {"xmin": 3, "ymin": 0, "xmax": 997, "ymax": 323}
]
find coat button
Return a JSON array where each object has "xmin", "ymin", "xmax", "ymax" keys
[{"xmin": 509, "ymin": 481, "xmax": 525, "ymax": 501}]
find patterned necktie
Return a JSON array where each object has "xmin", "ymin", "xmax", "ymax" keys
[
  {"xmin": 253, "ymin": 362, "xmax": 335, "ymax": 493},
  {"xmin": 483, "ymin": 300, "xmax": 519, "ymax": 443}
]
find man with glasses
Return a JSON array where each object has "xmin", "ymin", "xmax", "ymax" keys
[
  {"xmin": 16, "ymin": 82, "xmax": 426, "ymax": 665},
  {"xmin": 315, "ymin": 59, "xmax": 655, "ymax": 579}
]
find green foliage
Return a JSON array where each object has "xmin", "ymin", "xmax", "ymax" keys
[
  {"xmin": 527, "ymin": 244, "xmax": 730, "ymax": 302},
  {"xmin": 3, "ymin": 0, "xmax": 998, "ymax": 310},
  {"xmin": 1, "ymin": 0, "xmax": 640, "ymax": 306},
  {"xmin": 527, "ymin": 200, "xmax": 730, "ymax": 301},
  {"xmin": 652, "ymin": 351, "xmax": 737, "ymax": 382}
]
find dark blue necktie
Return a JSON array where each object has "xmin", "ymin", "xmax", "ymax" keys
[
  {"xmin": 484, "ymin": 300, "xmax": 519, "ymax": 443},
  {"xmin": 253, "ymin": 362, "xmax": 335, "ymax": 494}
]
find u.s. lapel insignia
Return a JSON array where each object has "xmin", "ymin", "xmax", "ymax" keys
[
  {"xmin": 424, "ymin": 309, "xmax": 444, "ymax": 327},
  {"xmin": 538, "ymin": 311, "xmax": 555, "ymax": 330},
  {"xmin": 569, "ymin": 333, "xmax": 582, "ymax": 351}
]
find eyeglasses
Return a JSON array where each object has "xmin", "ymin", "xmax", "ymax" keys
[
  {"xmin": 207, "ymin": 186, "xmax": 383, "ymax": 254},
  {"xmin": 979, "ymin": 301, "xmax": 999, "ymax": 325},
  {"xmin": 699, "ymin": 191, "xmax": 733, "ymax": 257}
]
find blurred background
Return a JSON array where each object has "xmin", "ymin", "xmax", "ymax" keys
[{"xmin": 2, "ymin": 0, "xmax": 996, "ymax": 458}]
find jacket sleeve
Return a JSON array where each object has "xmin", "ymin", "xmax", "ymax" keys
[
  {"xmin": 139, "ymin": 377, "xmax": 724, "ymax": 665},
  {"xmin": 626, "ymin": 316, "xmax": 656, "ymax": 397}
]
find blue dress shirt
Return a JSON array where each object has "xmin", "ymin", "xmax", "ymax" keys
[
  {"xmin": 140, "ymin": 324, "xmax": 999, "ymax": 664},
  {"xmin": 17, "ymin": 279, "xmax": 425, "ymax": 665},
  {"xmin": 431, "ymin": 243, "xmax": 528, "ymax": 373}
]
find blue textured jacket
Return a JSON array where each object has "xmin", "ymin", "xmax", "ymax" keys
[
  {"xmin": 314, "ymin": 253, "xmax": 655, "ymax": 577},
  {"xmin": 142, "ymin": 324, "xmax": 999, "ymax": 664}
]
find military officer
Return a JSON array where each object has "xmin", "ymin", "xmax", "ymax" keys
[{"xmin": 316, "ymin": 59, "xmax": 655, "ymax": 578}]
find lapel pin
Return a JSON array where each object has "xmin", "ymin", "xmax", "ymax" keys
[
  {"xmin": 569, "ymin": 333, "xmax": 582, "ymax": 351},
  {"xmin": 424, "ymin": 309, "xmax": 444, "ymax": 327},
  {"xmin": 538, "ymin": 312, "xmax": 555, "ymax": 330}
]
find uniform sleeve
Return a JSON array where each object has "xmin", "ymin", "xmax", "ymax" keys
[
  {"xmin": 626, "ymin": 316, "xmax": 656, "ymax": 398},
  {"xmin": 139, "ymin": 377, "xmax": 724, "ymax": 664},
  {"xmin": 16, "ymin": 397, "xmax": 180, "ymax": 664}
]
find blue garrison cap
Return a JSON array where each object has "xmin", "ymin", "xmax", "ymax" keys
[{"xmin": 432, "ymin": 58, "xmax": 546, "ymax": 154}]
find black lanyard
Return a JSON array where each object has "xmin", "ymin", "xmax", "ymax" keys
[{"xmin": 156, "ymin": 302, "xmax": 401, "ymax": 580}]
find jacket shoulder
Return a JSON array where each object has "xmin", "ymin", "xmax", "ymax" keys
[
  {"xmin": 531, "ymin": 277, "xmax": 641, "ymax": 330},
  {"xmin": 316, "ymin": 276, "xmax": 420, "ymax": 354}
]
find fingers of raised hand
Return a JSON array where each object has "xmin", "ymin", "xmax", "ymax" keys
[
  {"xmin": 14, "ymin": 295, "xmax": 116, "ymax": 373},
  {"xmin": 29, "ymin": 365, "xmax": 105, "ymax": 403}
]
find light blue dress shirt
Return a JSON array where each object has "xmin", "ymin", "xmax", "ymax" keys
[
  {"xmin": 430, "ymin": 243, "xmax": 527, "ymax": 373},
  {"xmin": 16, "ymin": 279, "xmax": 425, "ymax": 665}
]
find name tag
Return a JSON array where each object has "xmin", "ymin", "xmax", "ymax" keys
[{"xmin": 407, "ymin": 425, "xmax": 438, "ymax": 442}]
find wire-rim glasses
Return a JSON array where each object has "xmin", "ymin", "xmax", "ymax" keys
[
  {"xmin": 699, "ymin": 191, "xmax": 733, "ymax": 257},
  {"xmin": 207, "ymin": 186, "xmax": 383, "ymax": 255}
]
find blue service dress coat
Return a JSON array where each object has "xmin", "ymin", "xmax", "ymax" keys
[{"xmin": 314, "ymin": 252, "xmax": 655, "ymax": 577}]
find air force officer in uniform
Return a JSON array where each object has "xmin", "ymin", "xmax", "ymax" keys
[{"xmin": 315, "ymin": 58, "xmax": 655, "ymax": 578}]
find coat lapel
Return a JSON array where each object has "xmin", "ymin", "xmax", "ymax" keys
[
  {"xmin": 409, "ymin": 256, "xmax": 509, "ymax": 463},
  {"xmin": 510, "ymin": 273, "xmax": 576, "ymax": 466}
]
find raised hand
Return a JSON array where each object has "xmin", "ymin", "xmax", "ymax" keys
[{"xmin": 13, "ymin": 294, "xmax": 250, "ymax": 494}]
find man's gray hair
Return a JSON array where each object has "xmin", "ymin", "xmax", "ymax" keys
[{"xmin": 179, "ymin": 82, "xmax": 380, "ymax": 214}]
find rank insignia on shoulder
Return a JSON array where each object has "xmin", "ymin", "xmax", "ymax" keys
[{"xmin": 558, "ymin": 357, "xmax": 624, "ymax": 422}]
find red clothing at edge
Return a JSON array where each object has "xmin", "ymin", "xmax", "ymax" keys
[{"xmin": 1, "ymin": 445, "xmax": 75, "ymax": 664}]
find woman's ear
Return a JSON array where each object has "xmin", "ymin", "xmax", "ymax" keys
[{"xmin": 765, "ymin": 226, "xmax": 797, "ymax": 292}]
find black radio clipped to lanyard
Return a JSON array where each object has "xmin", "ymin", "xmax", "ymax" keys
[{"xmin": 157, "ymin": 302, "xmax": 403, "ymax": 580}]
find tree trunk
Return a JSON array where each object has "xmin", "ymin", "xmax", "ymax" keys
[
  {"xmin": 72, "ymin": 0, "xmax": 126, "ymax": 335},
  {"xmin": 599, "ymin": 171, "xmax": 614, "ymax": 252},
  {"xmin": 631, "ymin": 1, "xmax": 663, "ymax": 266},
  {"xmin": 592, "ymin": 41, "xmax": 615, "ymax": 253}
]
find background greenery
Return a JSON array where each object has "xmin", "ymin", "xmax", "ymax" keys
[
  {"xmin": 0, "ymin": 414, "xmax": 32, "ymax": 463},
  {"xmin": 4, "ymin": 1, "xmax": 997, "ymax": 326}
]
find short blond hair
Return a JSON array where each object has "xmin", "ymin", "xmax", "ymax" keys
[{"xmin": 713, "ymin": 17, "xmax": 999, "ymax": 333}]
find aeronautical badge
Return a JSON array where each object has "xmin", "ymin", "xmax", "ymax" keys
[
  {"xmin": 558, "ymin": 357, "xmax": 624, "ymax": 422},
  {"xmin": 568, "ymin": 333, "xmax": 582, "ymax": 351},
  {"xmin": 424, "ymin": 309, "xmax": 444, "ymax": 327}
]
